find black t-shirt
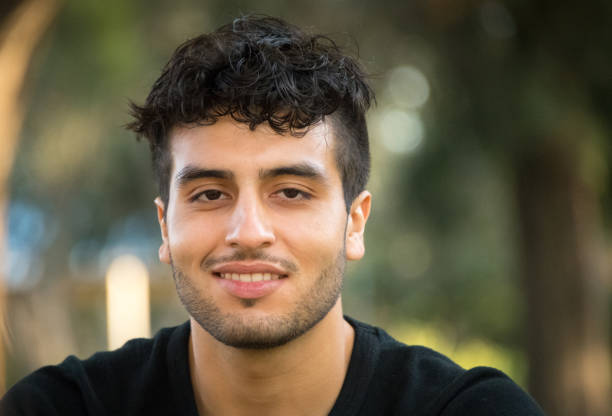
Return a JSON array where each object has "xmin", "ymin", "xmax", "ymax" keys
[{"xmin": 1, "ymin": 317, "xmax": 545, "ymax": 415}]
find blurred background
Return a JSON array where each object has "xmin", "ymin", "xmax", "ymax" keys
[{"xmin": 1, "ymin": 1, "xmax": 611, "ymax": 415}]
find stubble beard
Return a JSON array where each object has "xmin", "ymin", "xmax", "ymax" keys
[{"xmin": 170, "ymin": 250, "xmax": 346, "ymax": 350}]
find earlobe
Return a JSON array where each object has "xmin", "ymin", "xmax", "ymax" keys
[
  {"xmin": 154, "ymin": 197, "xmax": 171, "ymax": 264},
  {"xmin": 345, "ymin": 191, "xmax": 372, "ymax": 261}
]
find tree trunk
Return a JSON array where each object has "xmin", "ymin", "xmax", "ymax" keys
[
  {"xmin": 516, "ymin": 142, "xmax": 611, "ymax": 416},
  {"xmin": 0, "ymin": 0, "xmax": 59, "ymax": 394}
]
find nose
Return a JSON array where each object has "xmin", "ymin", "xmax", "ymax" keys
[{"xmin": 225, "ymin": 193, "xmax": 275, "ymax": 249}]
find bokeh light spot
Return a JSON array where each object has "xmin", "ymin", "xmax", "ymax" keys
[
  {"xmin": 387, "ymin": 65, "xmax": 430, "ymax": 109},
  {"xmin": 378, "ymin": 109, "xmax": 424, "ymax": 154}
]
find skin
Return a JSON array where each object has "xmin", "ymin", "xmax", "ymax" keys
[{"xmin": 155, "ymin": 117, "xmax": 371, "ymax": 415}]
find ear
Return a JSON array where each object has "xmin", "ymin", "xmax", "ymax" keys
[
  {"xmin": 154, "ymin": 197, "xmax": 171, "ymax": 264},
  {"xmin": 345, "ymin": 191, "xmax": 372, "ymax": 261}
]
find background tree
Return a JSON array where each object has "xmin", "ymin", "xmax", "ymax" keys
[
  {"xmin": 0, "ymin": 0, "xmax": 59, "ymax": 394},
  {"xmin": 420, "ymin": 2, "xmax": 612, "ymax": 414}
]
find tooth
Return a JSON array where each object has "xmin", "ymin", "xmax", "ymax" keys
[
  {"xmin": 240, "ymin": 274, "xmax": 251, "ymax": 282},
  {"xmin": 252, "ymin": 273, "xmax": 263, "ymax": 282},
  {"xmin": 232, "ymin": 273, "xmax": 240, "ymax": 281},
  {"xmin": 272, "ymin": 274, "xmax": 279, "ymax": 280},
  {"xmin": 263, "ymin": 273, "xmax": 271, "ymax": 281}
]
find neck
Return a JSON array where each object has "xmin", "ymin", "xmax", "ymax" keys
[{"xmin": 188, "ymin": 300, "xmax": 354, "ymax": 416}]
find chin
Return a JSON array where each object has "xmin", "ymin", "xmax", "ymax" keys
[{"xmin": 193, "ymin": 309, "xmax": 326, "ymax": 350}]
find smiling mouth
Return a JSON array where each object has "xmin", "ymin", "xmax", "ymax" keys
[{"xmin": 214, "ymin": 272, "xmax": 288, "ymax": 282}]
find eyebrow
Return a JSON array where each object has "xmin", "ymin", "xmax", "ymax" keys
[
  {"xmin": 175, "ymin": 165, "xmax": 234, "ymax": 187},
  {"xmin": 259, "ymin": 163, "xmax": 328, "ymax": 184},
  {"xmin": 174, "ymin": 162, "xmax": 328, "ymax": 187}
]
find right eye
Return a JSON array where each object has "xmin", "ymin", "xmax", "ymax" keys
[{"xmin": 193, "ymin": 190, "xmax": 227, "ymax": 201}]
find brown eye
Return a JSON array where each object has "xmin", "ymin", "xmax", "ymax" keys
[
  {"xmin": 276, "ymin": 188, "xmax": 311, "ymax": 200},
  {"xmin": 197, "ymin": 190, "xmax": 224, "ymax": 201},
  {"xmin": 282, "ymin": 189, "xmax": 301, "ymax": 199}
]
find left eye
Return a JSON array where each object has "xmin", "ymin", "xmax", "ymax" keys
[
  {"xmin": 282, "ymin": 189, "xmax": 300, "ymax": 198},
  {"xmin": 276, "ymin": 188, "xmax": 311, "ymax": 200}
]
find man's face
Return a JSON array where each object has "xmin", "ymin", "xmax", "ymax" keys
[{"xmin": 156, "ymin": 117, "xmax": 370, "ymax": 349}]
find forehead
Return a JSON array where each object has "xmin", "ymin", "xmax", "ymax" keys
[{"xmin": 168, "ymin": 118, "xmax": 341, "ymax": 181}]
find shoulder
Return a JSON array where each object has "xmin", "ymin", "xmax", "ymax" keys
[
  {"xmin": 431, "ymin": 367, "xmax": 545, "ymax": 415},
  {"xmin": 1, "ymin": 322, "xmax": 190, "ymax": 416},
  {"xmin": 347, "ymin": 317, "xmax": 466, "ymax": 390},
  {"xmin": 345, "ymin": 317, "xmax": 544, "ymax": 415}
]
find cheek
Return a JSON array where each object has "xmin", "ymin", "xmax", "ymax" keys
[
  {"xmin": 167, "ymin": 213, "xmax": 222, "ymax": 265},
  {"xmin": 277, "ymin": 206, "xmax": 346, "ymax": 263}
]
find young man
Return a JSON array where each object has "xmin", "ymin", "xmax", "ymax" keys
[{"xmin": 2, "ymin": 16, "xmax": 544, "ymax": 415}]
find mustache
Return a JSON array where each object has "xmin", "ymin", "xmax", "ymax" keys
[{"xmin": 201, "ymin": 249, "xmax": 298, "ymax": 273}]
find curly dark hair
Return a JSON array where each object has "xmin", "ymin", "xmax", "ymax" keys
[{"xmin": 127, "ymin": 15, "xmax": 374, "ymax": 211}]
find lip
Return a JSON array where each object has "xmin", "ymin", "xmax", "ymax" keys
[
  {"xmin": 211, "ymin": 262, "xmax": 289, "ymax": 276},
  {"xmin": 211, "ymin": 262, "xmax": 289, "ymax": 300},
  {"xmin": 216, "ymin": 278, "xmax": 285, "ymax": 299}
]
